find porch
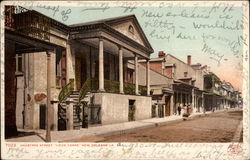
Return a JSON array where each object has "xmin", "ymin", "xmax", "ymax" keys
[{"xmin": 55, "ymin": 15, "xmax": 154, "ymax": 131}]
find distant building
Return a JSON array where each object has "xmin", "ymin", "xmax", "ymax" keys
[
  {"xmin": 140, "ymin": 51, "xmax": 208, "ymax": 116},
  {"xmin": 138, "ymin": 61, "xmax": 173, "ymax": 117},
  {"xmin": 203, "ymin": 73, "xmax": 241, "ymax": 111}
]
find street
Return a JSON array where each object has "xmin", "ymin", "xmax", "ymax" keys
[{"xmin": 100, "ymin": 110, "xmax": 243, "ymax": 142}]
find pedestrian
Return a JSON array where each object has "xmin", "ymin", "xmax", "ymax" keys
[
  {"xmin": 177, "ymin": 105, "xmax": 181, "ymax": 115},
  {"xmin": 187, "ymin": 104, "xmax": 190, "ymax": 115}
]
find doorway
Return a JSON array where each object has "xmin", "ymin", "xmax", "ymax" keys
[
  {"xmin": 39, "ymin": 104, "xmax": 46, "ymax": 129},
  {"xmin": 165, "ymin": 95, "xmax": 171, "ymax": 116},
  {"xmin": 75, "ymin": 52, "xmax": 87, "ymax": 90},
  {"xmin": 128, "ymin": 100, "xmax": 136, "ymax": 121}
]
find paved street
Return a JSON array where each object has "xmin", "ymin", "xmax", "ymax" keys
[
  {"xmin": 100, "ymin": 110, "xmax": 242, "ymax": 142},
  {"xmin": 6, "ymin": 109, "xmax": 242, "ymax": 142}
]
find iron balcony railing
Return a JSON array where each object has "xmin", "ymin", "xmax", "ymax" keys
[
  {"xmin": 5, "ymin": 6, "xmax": 51, "ymax": 41},
  {"xmin": 78, "ymin": 78, "xmax": 147, "ymax": 102}
]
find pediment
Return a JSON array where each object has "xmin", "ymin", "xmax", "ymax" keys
[{"xmin": 105, "ymin": 15, "xmax": 152, "ymax": 50}]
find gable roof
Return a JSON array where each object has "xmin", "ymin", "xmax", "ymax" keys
[{"xmin": 69, "ymin": 15, "xmax": 153, "ymax": 52}]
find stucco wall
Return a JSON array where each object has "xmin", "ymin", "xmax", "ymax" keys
[
  {"xmin": 165, "ymin": 54, "xmax": 204, "ymax": 90},
  {"xmin": 111, "ymin": 21, "xmax": 145, "ymax": 47},
  {"xmin": 32, "ymin": 51, "xmax": 57, "ymax": 129},
  {"xmin": 138, "ymin": 64, "xmax": 173, "ymax": 87},
  {"xmin": 93, "ymin": 93, "xmax": 151, "ymax": 125},
  {"xmin": 16, "ymin": 76, "xmax": 24, "ymax": 129}
]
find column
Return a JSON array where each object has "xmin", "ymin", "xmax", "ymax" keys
[
  {"xmin": 146, "ymin": 59, "xmax": 150, "ymax": 96},
  {"xmin": 67, "ymin": 102, "xmax": 73, "ymax": 130},
  {"xmin": 170, "ymin": 94, "xmax": 174, "ymax": 115},
  {"xmin": 46, "ymin": 51, "xmax": 51, "ymax": 142},
  {"xmin": 196, "ymin": 96, "xmax": 199, "ymax": 110},
  {"xmin": 192, "ymin": 89, "xmax": 195, "ymax": 110},
  {"xmin": 98, "ymin": 37, "xmax": 105, "ymax": 91},
  {"xmin": 194, "ymin": 96, "xmax": 196, "ymax": 108},
  {"xmin": 135, "ymin": 54, "xmax": 139, "ymax": 95},
  {"xmin": 175, "ymin": 92, "xmax": 178, "ymax": 114},
  {"xmin": 202, "ymin": 92, "xmax": 205, "ymax": 113},
  {"xmin": 119, "ymin": 46, "xmax": 124, "ymax": 93}
]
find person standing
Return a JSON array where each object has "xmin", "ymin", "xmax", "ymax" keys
[{"xmin": 177, "ymin": 105, "xmax": 181, "ymax": 115}]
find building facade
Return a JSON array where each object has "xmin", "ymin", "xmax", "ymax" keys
[
  {"xmin": 203, "ymin": 73, "xmax": 242, "ymax": 111},
  {"xmin": 5, "ymin": 6, "xmax": 154, "ymax": 133},
  {"xmin": 138, "ymin": 62, "xmax": 174, "ymax": 118},
  {"xmin": 140, "ymin": 51, "xmax": 208, "ymax": 116}
]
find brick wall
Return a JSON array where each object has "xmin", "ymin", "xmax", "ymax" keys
[
  {"xmin": 140, "ymin": 61, "xmax": 174, "ymax": 78},
  {"xmin": 140, "ymin": 61, "xmax": 163, "ymax": 74}
]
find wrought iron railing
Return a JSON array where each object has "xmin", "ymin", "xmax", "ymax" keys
[
  {"xmin": 124, "ymin": 82, "xmax": 135, "ymax": 95},
  {"xmin": 78, "ymin": 78, "xmax": 147, "ymax": 96},
  {"xmin": 5, "ymin": 6, "xmax": 50, "ymax": 41},
  {"xmin": 104, "ymin": 79, "xmax": 120, "ymax": 93},
  {"xmin": 78, "ymin": 78, "xmax": 91, "ymax": 103},
  {"xmin": 58, "ymin": 78, "xmax": 74, "ymax": 104},
  {"xmin": 139, "ymin": 85, "xmax": 147, "ymax": 96}
]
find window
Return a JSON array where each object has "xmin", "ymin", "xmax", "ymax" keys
[
  {"xmin": 56, "ymin": 48, "xmax": 67, "ymax": 88},
  {"xmin": 184, "ymin": 72, "xmax": 188, "ymax": 77},
  {"xmin": 128, "ymin": 25, "xmax": 134, "ymax": 34},
  {"xmin": 16, "ymin": 54, "xmax": 23, "ymax": 73}
]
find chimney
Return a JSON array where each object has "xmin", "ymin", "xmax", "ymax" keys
[
  {"xmin": 187, "ymin": 55, "xmax": 191, "ymax": 66},
  {"xmin": 158, "ymin": 51, "xmax": 166, "ymax": 58}
]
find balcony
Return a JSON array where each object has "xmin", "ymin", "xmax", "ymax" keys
[
  {"xmin": 5, "ymin": 6, "xmax": 50, "ymax": 41},
  {"xmin": 86, "ymin": 78, "xmax": 147, "ymax": 95}
]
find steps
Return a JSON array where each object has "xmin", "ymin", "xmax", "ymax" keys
[
  {"xmin": 58, "ymin": 90, "xmax": 90, "ymax": 130},
  {"xmin": 73, "ymin": 105, "xmax": 81, "ymax": 129}
]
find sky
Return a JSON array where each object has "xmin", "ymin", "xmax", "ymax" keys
[{"xmin": 27, "ymin": 3, "xmax": 244, "ymax": 91}]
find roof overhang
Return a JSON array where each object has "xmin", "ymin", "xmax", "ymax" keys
[
  {"xmin": 69, "ymin": 23, "xmax": 152, "ymax": 59},
  {"xmin": 5, "ymin": 29, "xmax": 59, "ymax": 54}
]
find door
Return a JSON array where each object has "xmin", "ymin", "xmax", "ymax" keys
[
  {"xmin": 165, "ymin": 95, "xmax": 171, "ymax": 116},
  {"xmin": 39, "ymin": 104, "xmax": 46, "ymax": 129},
  {"xmin": 128, "ymin": 100, "xmax": 136, "ymax": 121},
  {"xmin": 75, "ymin": 53, "xmax": 87, "ymax": 90},
  {"xmin": 75, "ymin": 57, "xmax": 82, "ymax": 90}
]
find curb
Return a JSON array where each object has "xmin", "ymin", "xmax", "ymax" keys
[
  {"xmin": 96, "ymin": 114, "xmax": 203, "ymax": 139},
  {"xmin": 232, "ymin": 120, "xmax": 243, "ymax": 142}
]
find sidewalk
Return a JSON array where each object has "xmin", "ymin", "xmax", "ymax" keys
[{"xmin": 5, "ymin": 108, "xmax": 237, "ymax": 142}]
